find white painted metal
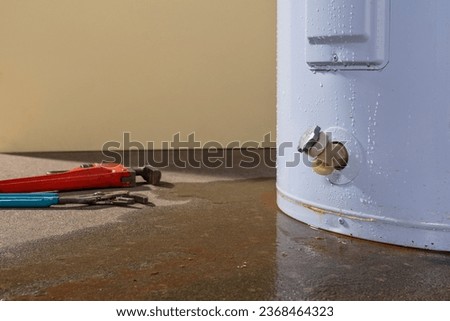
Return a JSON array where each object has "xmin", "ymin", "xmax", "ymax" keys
[{"xmin": 277, "ymin": 0, "xmax": 450, "ymax": 251}]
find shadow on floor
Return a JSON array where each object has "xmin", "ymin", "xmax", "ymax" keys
[{"xmin": 7, "ymin": 149, "xmax": 276, "ymax": 181}]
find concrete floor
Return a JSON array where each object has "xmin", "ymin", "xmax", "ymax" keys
[{"xmin": 0, "ymin": 151, "xmax": 449, "ymax": 300}]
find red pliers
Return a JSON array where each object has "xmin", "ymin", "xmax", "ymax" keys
[{"xmin": 0, "ymin": 163, "xmax": 161, "ymax": 193}]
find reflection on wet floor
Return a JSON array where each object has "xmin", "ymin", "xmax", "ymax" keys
[
  {"xmin": 0, "ymin": 178, "xmax": 449, "ymax": 300},
  {"xmin": 276, "ymin": 213, "xmax": 450, "ymax": 300}
]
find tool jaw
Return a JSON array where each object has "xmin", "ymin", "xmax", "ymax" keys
[
  {"xmin": 132, "ymin": 166, "xmax": 162, "ymax": 186},
  {"xmin": 58, "ymin": 191, "xmax": 149, "ymax": 206}
]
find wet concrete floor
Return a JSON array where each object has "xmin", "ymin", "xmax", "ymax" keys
[{"xmin": 1, "ymin": 176, "xmax": 450, "ymax": 300}]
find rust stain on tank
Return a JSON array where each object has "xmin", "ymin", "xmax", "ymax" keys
[
  {"xmin": 302, "ymin": 203, "xmax": 329, "ymax": 215},
  {"xmin": 278, "ymin": 190, "xmax": 375, "ymax": 222}
]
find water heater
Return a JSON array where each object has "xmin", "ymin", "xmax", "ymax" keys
[{"xmin": 277, "ymin": 0, "xmax": 450, "ymax": 251}]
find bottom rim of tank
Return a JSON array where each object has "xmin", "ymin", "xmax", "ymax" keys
[{"xmin": 277, "ymin": 188, "xmax": 450, "ymax": 252}]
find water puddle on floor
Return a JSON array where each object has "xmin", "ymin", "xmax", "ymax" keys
[
  {"xmin": 0, "ymin": 178, "xmax": 278, "ymax": 300},
  {"xmin": 1, "ymin": 177, "xmax": 449, "ymax": 300}
]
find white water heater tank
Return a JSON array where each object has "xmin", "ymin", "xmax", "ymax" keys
[{"xmin": 277, "ymin": 0, "xmax": 450, "ymax": 251}]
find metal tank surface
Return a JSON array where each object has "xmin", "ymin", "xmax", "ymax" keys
[{"xmin": 277, "ymin": 0, "xmax": 450, "ymax": 251}]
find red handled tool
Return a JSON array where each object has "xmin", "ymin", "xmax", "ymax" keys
[{"xmin": 0, "ymin": 163, "xmax": 161, "ymax": 193}]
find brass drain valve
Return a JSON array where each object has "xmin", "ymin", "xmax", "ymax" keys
[{"xmin": 298, "ymin": 126, "xmax": 349, "ymax": 176}]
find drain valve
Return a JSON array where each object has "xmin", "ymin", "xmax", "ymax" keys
[{"xmin": 298, "ymin": 126, "xmax": 349, "ymax": 176}]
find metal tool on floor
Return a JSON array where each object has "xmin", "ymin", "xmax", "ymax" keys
[
  {"xmin": 0, "ymin": 191, "xmax": 151, "ymax": 208},
  {"xmin": 0, "ymin": 163, "xmax": 161, "ymax": 193}
]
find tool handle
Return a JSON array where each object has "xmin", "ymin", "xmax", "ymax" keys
[
  {"xmin": 0, "ymin": 164, "xmax": 132, "ymax": 193},
  {"xmin": 0, "ymin": 193, "xmax": 59, "ymax": 208}
]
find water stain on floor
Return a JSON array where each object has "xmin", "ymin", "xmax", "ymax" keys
[
  {"xmin": 0, "ymin": 179, "xmax": 277, "ymax": 300},
  {"xmin": 1, "ymin": 178, "xmax": 450, "ymax": 300}
]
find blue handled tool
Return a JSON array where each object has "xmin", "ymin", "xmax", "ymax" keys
[
  {"xmin": 0, "ymin": 191, "xmax": 150, "ymax": 208},
  {"xmin": 0, "ymin": 193, "xmax": 59, "ymax": 208}
]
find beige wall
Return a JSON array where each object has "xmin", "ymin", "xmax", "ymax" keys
[{"xmin": 0, "ymin": 0, "xmax": 276, "ymax": 152}]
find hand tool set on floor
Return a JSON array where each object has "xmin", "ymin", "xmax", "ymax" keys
[{"xmin": 0, "ymin": 163, "xmax": 161, "ymax": 208}]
